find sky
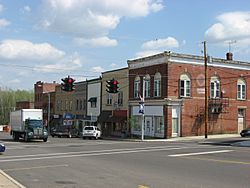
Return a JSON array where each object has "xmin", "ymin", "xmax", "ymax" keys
[{"xmin": 0, "ymin": 0, "xmax": 250, "ymax": 90}]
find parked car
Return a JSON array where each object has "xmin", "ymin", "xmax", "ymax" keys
[
  {"xmin": 82, "ymin": 126, "xmax": 101, "ymax": 139},
  {"xmin": 240, "ymin": 128, "xmax": 250, "ymax": 137},
  {"xmin": 51, "ymin": 126, "xmax": 79, "ymax": 138},
  {"xmin": 0, "ymin": 143, "xmax": 5, "ymax": 152}
]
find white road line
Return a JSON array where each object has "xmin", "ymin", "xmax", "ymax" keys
[
  {"xmin": 0, "ymin": 146, "xmax": 191, "ymax": 162},
  {"xmin": 5, "ymin": 141, "xmax": 135, "ymax": 150},
  {"xmin": 168, "ymin": 150, "xmax": 233, "ymax": 157},
  {"xmin": 3, "ymin": 164, "xmax": 69, "ymax": 172},
  {"xmin": 0, "ymin": 146, "xmax": 182, "ymax": 159}
]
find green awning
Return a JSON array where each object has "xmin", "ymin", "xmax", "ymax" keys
[{"xmin": 88, "ymin": 97, "xmax": 97, "ymax": 102}]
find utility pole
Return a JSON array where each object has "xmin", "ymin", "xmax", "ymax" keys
[
  {"xmin": 141, "ymin": 76, "xmax": 145, "ymax": 141},
  {"xmin": 203, "ymin": 41, "xmax": 208, "ymax": 139}
]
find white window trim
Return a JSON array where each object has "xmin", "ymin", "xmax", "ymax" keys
[
  {"xmin": 237, "ymin": 82, "xmax": 246, "ymax": 100},
  {"xmin": 210, "ymin": 80, "xmax": 220, "ymax": 98},
  {"xmin": 180, "ymin": 78, "xmax": 191, "ymax": 97}
]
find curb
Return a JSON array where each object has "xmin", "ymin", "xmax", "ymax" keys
[{"xmin": 0, "ymin": 169, "xmax": 26, "ymax": 188}]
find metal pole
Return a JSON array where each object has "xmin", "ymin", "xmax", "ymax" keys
[
  {"xmin": 48, "ymin": 93, "xmax": 51, "ymax": 135},
  {"xmin": 141, "ymin": 77, "xmax": 145, "ymax": 141},
  {"xmin": 204, "ymin": 41, "xmax": 208, "ymax": 139}
]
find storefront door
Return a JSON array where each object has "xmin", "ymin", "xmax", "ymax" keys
[{"xmin": 172, "ymin": 106, "xmax": 180, "ymax": 137}]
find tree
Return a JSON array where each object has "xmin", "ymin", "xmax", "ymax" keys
[{"xmin": 0, "ymin": 88, "xmax": 34, "ymax": 125}]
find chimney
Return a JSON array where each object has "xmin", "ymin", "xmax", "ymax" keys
[{"xmin": 226, "ymin": 52, "xmax": 233, "ymax": 61}]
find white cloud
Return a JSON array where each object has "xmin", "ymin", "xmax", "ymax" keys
[
  {"xmin": 205, "ymin": 11, "xmax": 250, "ymax": 43},
  {"xmin": 38, "ymin": 0, "xmax": 164, "ymax": 44},
  {"xmin": 21, "ymin": 5, "xmax": 31, "ymax": 13},
  {"xmin": 0, "ymin": 39, "xmax": 83, "ymax": 74},
  {"xmin": 0, "ymin": 18, "xmax": 10, "ymax": 27},
  {"xmin": 110, "ymin": 63, "xmax": 118, "ymax": 68},
  {"xmin": 135, "ymin": 50, "xmax": 162, "ymax": 58},
  {"xmin": 0, "ymin": 39, "xmax": 65, "ymax": 61},
  {"xmin": 74, "ymin": 37, "xmax": 117, "ymax": 47},
  {"xmin": 142, "ymin": 37, "xmax": 179, "ymax": 50},
  {"xmin": 0, "ymin": 4, "xmax": 3, "ymax": 13},
  {"xmin": 136, "ymin": 37, "xmax": 179, "ymax": 58},
  {"xmin": 91, "ymin": 66, "xmax": 105, "ymax": 73}
]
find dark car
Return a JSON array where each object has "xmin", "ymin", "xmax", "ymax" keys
[
  {"xmin": 51, "ymin": 126, "xmax": 79, "ymax": 138},
  {"xmin": 240, "ymin": 128, "xmax": 250, "ymax": 137},
  {"xmin": 0, "ymin": 143, "xmax": 5, "ymax": 152}
]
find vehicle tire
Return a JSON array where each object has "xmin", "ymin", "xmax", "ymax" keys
[
  {"xmin": 58, "ymin": 135, "xmax": 61, "ymax": 138},
  {"xmin": 68, "ymin": 133, "xmax": 72, "ymax": 138},
  {"xmin": 82, "ymin": 137, "xmax": 85, "ymax": 139},
  {"xmin": 24, "ymin": 133, "xmax": 28, "ymax": 142},
  {"xmin": 13, "ymin": 132, "xmax": 19, "ymax": 141},
  {"xmin": 51, "ymin": 135, "xmax": 55, "ymax": 138},
  {"xmin": 43, "ymin": 138, "xmax": 48, "ymax": 142}
]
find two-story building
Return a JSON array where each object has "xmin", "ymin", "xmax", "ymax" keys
[
  {"xmin": 99, "ymin": 68, "xmax": 129, "ymax": 137},
  {"xmin": 128, "ymin": 51, "xmax": 250, "ymax": 138}
]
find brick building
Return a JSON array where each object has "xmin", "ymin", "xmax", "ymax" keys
[
  {"xmin": 128, "ymin": 51, "xmax": 250, "ymax": 138},
  {"xmin": 34, "ymin": 81, "xmax": 59, "ymax": 129},
  {"xmin": 16, "ymin": 101, "xmax": 34, "ymax": 110}
]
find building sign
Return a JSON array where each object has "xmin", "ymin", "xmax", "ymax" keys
[{"xmin": 197, "ymin": 88, "xmax": 205, "ymax": 94}]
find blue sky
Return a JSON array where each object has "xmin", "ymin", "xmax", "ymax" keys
[{"xmin": 0, "ymin": 0, "xmax": 250, "ymax": 90}]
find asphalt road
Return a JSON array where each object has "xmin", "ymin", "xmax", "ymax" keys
[{"xmin": 1, "ymin": 133, "xmax": 250, "ymax": 188}]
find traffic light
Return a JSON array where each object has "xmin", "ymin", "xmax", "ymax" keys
[
  {"xmin": 67, "ymin": 77, "xmax": 75, "ymax": 91},
  {"xmin": 61, "ymin": 76, "xmax": 75, "ymax": 92},
  {"xmin": 113, "ymin": 79, "xmax": 119, "ymax": 93},
  {"xmin": 106, "ymin": 79, "xmax": 114, "ymax": 93},
  {"xmin": 106, "ymin": 79, "xmax": 119, "ymax": 93}
]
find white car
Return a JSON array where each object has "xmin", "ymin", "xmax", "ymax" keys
[{"xmin": 82, "ymin": 126, "xmax": 101, "ymax": 139}]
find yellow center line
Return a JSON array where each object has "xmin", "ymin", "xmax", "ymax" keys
[
  {"xmin": 3, "ymin": 164, "xmax": 69, "ymax": 172},
  {"xmin": 183, "ymin": 156, "xmax": 250, "ymax": 165},
  {"xmin": 138, "ymin": 185, "xmax": 150, "ymax": 188}
]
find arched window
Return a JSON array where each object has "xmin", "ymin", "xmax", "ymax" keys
[
  {"xmin": 134, "ymin": 76, "xmax": 140, "ymax": 98},
  {"xmin": 180, "ymin": 74, "xmax": 191, "ymax": 97},
  {"xmin": 154, "ymin": 72, "xmax": 161, "ymax": 97},
  {"xmin": 210, "ymin": 76, "xmax": 220, "ymax": 98},
  {"xmin": 237, "ymin": 78, "xmax": 246, "ymax": 100},
  {"xmin": 144, "ymin": 74, "xmax": 150, "ymax": 98}
]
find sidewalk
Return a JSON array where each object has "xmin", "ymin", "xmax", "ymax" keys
[
  {"xmin": 0, "ymin": 170, "xmax": 25, "ymax": 188},
  {"xmin": 104, "ymin": 133, "xmax": 240, "ymax": 142}
]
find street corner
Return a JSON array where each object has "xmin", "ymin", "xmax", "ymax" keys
[{"xmin": 0, "ymin": 170, "xmax": 26, "ymax": 188}]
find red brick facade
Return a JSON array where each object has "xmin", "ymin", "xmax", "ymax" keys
[{"xmin": 128, "ymin": 52, "xmax": 250, "ymax": 138}]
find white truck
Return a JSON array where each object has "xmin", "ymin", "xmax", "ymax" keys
[{"xmin": 10, "ymin": 109, "xmax": 48, "ymax": 142}]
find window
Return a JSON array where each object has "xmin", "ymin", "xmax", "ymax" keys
[
  {"xmin": 88, "ymin": 97, "xmax": 97, "ymax": 108},
  {"xmin": 210, "ymin": 76, "xmax": 220, "ymax": 98},
  {"xmin": 80, "ymin": 100, "xmax": 82, "ymax": 110},
  {"xmin": 76, "ymin": 99, "xmax": 79, "ymax": 110},
  {"xmin": 61, "ymin": 100, "xmax": 63, "ymax": 110},
  {"xmin": 107, "ymin": 93, "xmax": 112, "ymax": 105},
  {"xmin": 91, "ymin": 101, "xmax": 97, "ymax": 108},
  {"xmin": 134, "ymin": 76, "xmax": 140, "ymax": 98},
  {"xmin": 69, "ymin": 101, "xmax": 73, "ymax": 111},
  {"xmin": 144, "ymin": 74, "xmax": 150, "ymax": 98},
  {"xmin": 154, "ymin": 72, "xmax": 161, "ymax": 97},
  {"xmin": 65, "ymin": 100, "xmax": 68, "ymax": 110},
  {"xmin": 118, "ymin": 91, "xmax": 123, "ymax": 105},
  {"xmin": 180, "ymin": 74, "xmax": 191, "ymax": 97},
  {"xmin": 237, "ymin": 79, "xmax": 246, "ymax": 100},
  {"xmin": 57, "ymin": 100, "xmax": 60, "ymax": 111}
]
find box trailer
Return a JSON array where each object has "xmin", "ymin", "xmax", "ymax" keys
[{"xmin": 10, "ymin": 109, "xmax": 48, "ymax": 142}]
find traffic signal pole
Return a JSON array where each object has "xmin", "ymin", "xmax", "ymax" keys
[
  {"xmin": 204, "ymin": 41, "xmax": 208, "ymax": 139},
  {"xmin": 141, "ymin": 76, "xmax": 145, "ymax": 141}
]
